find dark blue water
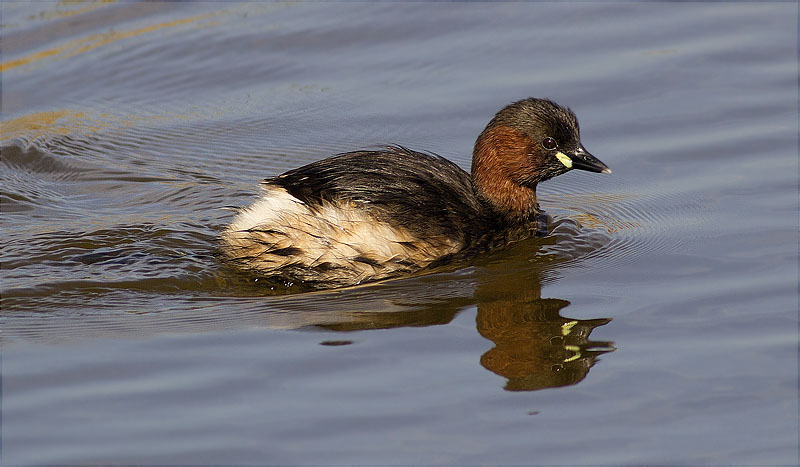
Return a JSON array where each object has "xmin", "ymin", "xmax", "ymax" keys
[{"xmin": 2, "ymin": 2, "xmax": 797, "ymax": 464}]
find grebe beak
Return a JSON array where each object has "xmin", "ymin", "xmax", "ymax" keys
[{"xmin": 568, "ymin": 145, "xmax": 612, "ymax": 174}]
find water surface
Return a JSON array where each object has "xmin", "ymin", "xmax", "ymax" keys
[{"xmin": 2, "ymin": 2, "xmax": 797, "ymax": 464}]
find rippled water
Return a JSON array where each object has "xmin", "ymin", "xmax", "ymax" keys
[{"xmin": 2, "ymin": 2, "xmax": 797, "ymax": 464}]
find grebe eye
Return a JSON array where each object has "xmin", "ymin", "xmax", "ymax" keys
[{"xmin": 541, "ymin": 137, "xmax": 557, "ymax": 150}]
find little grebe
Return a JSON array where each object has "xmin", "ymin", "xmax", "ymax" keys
[{"xmin": 220, "ymin": 98, "xmax": 610, "ymax": 288}]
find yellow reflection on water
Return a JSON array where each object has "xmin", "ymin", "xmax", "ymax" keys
[
  {"xmin": 0, "ymin": 108, "xmax": 201, "ymax": 142},
  {"xmin": 1, "ymin": 9, "xmax": 215, "ymax": 73},
  {"xmin": 0, "ymin": 110, "xmax": 100, "ymax": 141}
]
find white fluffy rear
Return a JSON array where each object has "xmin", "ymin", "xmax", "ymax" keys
[{"xmin": 220, "ymin": 186, "xmax": 461, "ymax": 286}]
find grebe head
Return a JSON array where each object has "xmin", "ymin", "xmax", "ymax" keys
[{"xmin": 471, "ymin": 98, "xmax": 610, "ymax": 219}]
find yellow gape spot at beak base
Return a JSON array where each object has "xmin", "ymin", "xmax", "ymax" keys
[
  {"xmin": 563, "ymin": 345, "xmax": 581, "ymax": 363},
  {"xmin": 555, "ymin": 152, "xmax": 573, "ymax": 168}
]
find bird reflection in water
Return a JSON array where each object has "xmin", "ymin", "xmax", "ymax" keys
[
  {"xmin": 313, "ymin": 242, "xmax": 614, "ymax": 392},
  {"xmin": 475, "ymin": 294, "xmax": 613, "ymax": 391}
]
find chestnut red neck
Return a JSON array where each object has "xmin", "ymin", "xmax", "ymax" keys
[{"xmin": 471, "ymin": 125, "xmax": 541, "ymax": 221}]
